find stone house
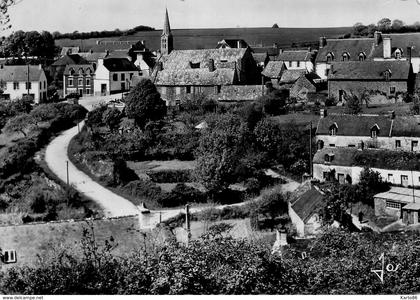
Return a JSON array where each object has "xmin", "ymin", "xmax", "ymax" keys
[
  {"xmin": 315, "ymin": 31, "xmax": 420, "ymax": 80},
  {"xmin": 277, "ymin": 49, "xmax": 315, "ymax": 72},
  {"xmin": 290, "ymin": 72, "xmax": 322, "ymax": 101},
  {"xmin": 288, "ymin": 181, "xmax": 324, "ymax": 237},
  {"xmin": 328, "ymin": 60, "xmax": 413, "ymax": 105},
  {"xmin": 279, "ymin": 69, "xmax": 308, "ymax": 88},
  {"xmin": 402, "ymin": 202, "xmax": 420, "ymax": 225},
  {"xmin": 93, "ymin": 58, "xmax": 139, "ymax": 95},
  {"xmin": 50, "ymin": 54, "xmax": 90, "ymax": 91},
  {"xmin": 63, "ymin": 64, "xmax": 95, "ymax": 97},
  {"xmin": 316, "ymin": 113, "xmax": 420, "ymax": 152},
  {"xmin": 0, "ymin": 64, "xmax": 48, "ymax": 103}
]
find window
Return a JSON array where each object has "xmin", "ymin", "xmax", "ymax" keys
[
  {"xmin": 13, "ymin": 82, "xmax": 19, "ymax": 90},
  {"xmin": 86, "ymin": 78, "xmax": 91, "ymax": 86},
  {"xmin": 161, "ymin": 87, "xmax": 167, "ymax": 95},
  {"xmin": 359, "ymin": 52, "xmax": 366, "ymax": 61},
  {"xmin": 2, "ymin": 250, "xmax": 17, "ymax": 264},
  {"xmin": 371, "ymin": 125, "xmax": 379, "ymax": 138},
  {"xmin": 297, "ymin": 61, "xmax": 300, "ymax": 67},
  {"xmin": 384, "ymin": 70, "xmax": 391, "ymax": 81},
  {"xmin": 329, "ymin": 124, "xmax": 337, "ymax": 136},
  {"xmin": 326, "ymin": 52, "xmax": 334, "ymax": 62},
  {"xmin": 329, "ymin": 144, "xmax": 336, "ymax": 147},
  {"xmin": 216, "ymin": 85, "xmax": 221, "ymax": 94},
  {"xmin": 113, "ymin": 74, "xmax": 118, "ymax": 81},
  {"xmin": 86, "ymin": 88, "xmax": 91, "ymax": 95},
  {"xmin": 388, "ymin": 174, "xmax": 394, "ymax": 183},
  {"xmin": 324, "ymin": 153, "xmax": 334, "ymax": 162},
  {"xmin": 78, "ymin": 78, "xmax": 83, "ymax": 86},
  {"xmin": 288, "ymin": 61, "xmax": 292, "ymax": 67},
  {"xmin": 386, "ymin": 201, "xmax": 401, "ymax": 209},
  {"xmin": 68, "ymin": 78, "xmax": 73, "ymax": 86},
  {"xmin": 396, "ymin": 140, "xmax": 401, "ymax": 148},
  {"xmin": 121, "ymin": 73, "xmax": 125, "ymax": 81},
  {"xmin": 130, "ymin": 73, "xmax": 134, "ymax": 80},
  {"xmin": 190, "ymin": 62, "xmax": 200, "ymax": 69},
  {"xmin": 390, "ymin": 86, "xmax": 396, "ymax": 94},
  {"xmin": 348, "ymin": 144, "xmax": 356, "ymax": 148},
  {"xmin": 395, "ymin": 49, "xmax": 402, "ymax": 59},
  {"xmin": 176, "ymin": 87, "xmax": 181, "ymax": 95},
  {"xmin": 186, "ymin": 86, "xmax": 191, "ymax": 94},
  {"xmin": 401, "ymin": 175, "xmax": 409, "ymax": 186},
  {"xmin": 25, "ymin": 82, "xmax": 31, "ymax": 90},
  {"xmin": 39, "ymin": 82, "xmax": 41, "ymax": 89},
  {"xmin": 338, "ymin": 173, "xmax": 345, "ymax": 184}
]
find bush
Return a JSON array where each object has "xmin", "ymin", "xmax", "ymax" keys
[
  {"xmin": 121, "ymin": 179, "xmax": 163, "ymax": 202},
  {"xmin": 146, "ymin": 169, "xmax": 192, "ymax": 183},
  {"xmin": 157, "ymin": 183, "xmax": 206, "ymax": 207}
]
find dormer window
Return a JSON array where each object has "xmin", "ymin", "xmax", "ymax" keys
[
  {"xmin": 329, "ymin": 123, "xmax": 338, "ymax": 136},
  {"xmin": 358, "ymin": 52, "xmax": 366, "ymax": 61},
  {"xmin": 371, "ymin": 124, "xmax": 380, "ymax": 138},
  {"xmin": 190, "ymin": 62, "xmax": 200, "ymax": 69},
  {"xmin": 395, "ymin": 48, "xmax": 403, "ymax": 59},
  {"xmin": 324, "ymin": 153, "xmax": 335, "ymax": 163},
  {"xmin": 326, "ymin": 52, "xmax": 334, "ymax": 63},
  {"xmin": 342, "ymin": 52, "xmax": 350, "ymax": 61}
]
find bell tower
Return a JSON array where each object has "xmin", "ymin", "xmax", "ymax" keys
[{"xmin": 161, "ymin": 8, "xmax": 173, "ymax": 55}]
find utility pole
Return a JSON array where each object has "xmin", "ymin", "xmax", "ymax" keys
[
  {"xmin": 309, "ymin": 121, "xmax": 313, "ymax": 177},
  {"xmin": 66, "ymin": 160, "xmax": 69, "ymax": 186}
]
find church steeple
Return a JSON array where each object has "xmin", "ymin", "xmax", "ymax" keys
[{"xmin": 161, "ymin": 8, "xmax": 173, "ymax": 55}]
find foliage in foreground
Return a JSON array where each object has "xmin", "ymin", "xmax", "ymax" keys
[{"xmin": 1, "ymin": 227, "xmax": 419, "ymax": 295}]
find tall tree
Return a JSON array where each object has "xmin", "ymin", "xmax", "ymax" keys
[
  {"xmin": 125, "ymin": 79, "xmax": 166, "ymax": 128},
  {"xmin": 3, "ymin": 113, "xmax": 36, "ymax": 137},
  {"xmin": 377, "ymin": 18, "xmax": 392, "ymax": 32}
]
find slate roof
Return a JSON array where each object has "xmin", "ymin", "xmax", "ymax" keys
[
  {"xmin": 328, "ymin": 61, "xmax": 410, "ymax": 80},
  {"xmin": 52, "ymin": 54, "xmax": 89, "ymax": 66},
  {"xmin": 63, "ymin": 64, "xmax": 95, "ymax": 76},
  {"xmin": 317, "ymin": 114, "xmax": 420, "ymax": 137},
  {"xmin": 261, "ymin": 61, "xmax": 285, "ymax": 78},
  {"xmin": 252, "ymin": 52, "xmax": 268, "ymax": 64},
  {"xmin": 0, "ymin": 65, "xmax": 45, "ymax": 82},
  {"xmin": 251, "ymin": 46, "xmax": 279, "ymax": 57},
  {"xmin": 373, "ymin": 33, "xmax": 420, "ymax": 58},
  {"xmin": 317, "ymin": 114, "xmax": 393, "ymax": 137},
  {"xmin": 280, "ymin": 69, "xmax": 307, "ymax": 84},
  {"xmin": 290, "ymin": 182, "xmax": 325, "ymax": 223},
  {"xmin": 375, "ymin": 187, "xmax": 420, "ymax": 204},
  {"xmin": 160, "ymin": 48, "xmax": 248, "ymax": 69},
  {"xmin": 316, "ymin": 38, "xmax": 376, "ymax": 63},
  {"xmin": 155, "ymin": 68, "xmax": 236, "ymax": 85},
  {"xmin": 278, "ymin": 50, "xmax": 312, "ymax": 62},
  {"xmin": 102, "ymin": 58, "xmax": 138, "ymax": 72},
  {"xmin": 402, "ymin": 202, "xmax": 420, "ymax": 211},
  {"xmin": 313, "ymin": 147, "xmax": 359, "ymax": 166}
]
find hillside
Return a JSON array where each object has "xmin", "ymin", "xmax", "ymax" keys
[{"xmin": 55, "ymin": 27, "xmax": 351, "ymax": 51}]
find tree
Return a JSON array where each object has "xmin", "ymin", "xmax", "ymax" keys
[
  {"xmin": 345, "ymin": 93, "xmax": 362, "ymax": 115},
  {"xmin": 31, "ymin": 104, "xmax": 59, "ymax": 124},
  {"xmin": 194, "ymin": 114, "xmax": 243, "ymax": 193},
  {"xmin": 0, "ymin": 0, "xmax": 18, "ymax": 31},
  {"xmin": 86, "ymin": 105, "xmax": 107, "ymax": 130},
  {"xmin": 391, "ymin": 19, "xmax": 405, "ymax": 32},
  {"xmin": 377, "ymin": 18, "xmax": 392, "ymax": 32},
  {"xmin": 3, "ymin": 113, "xmax": 36, "ymax": 137},
  {"xmin": 352, "ymin": 22, "xmax": 368, "ymax": 36},
  {"xmin": 102, "ymin": 107, "xmax": 122, "ymax": 132},
  {"xmin": 272, "ymin": 23, "xmax": 279, "ymax": 29},
  {"xmin": 125, "ymin": 79, "xmax": 166, "ymax": 128}
]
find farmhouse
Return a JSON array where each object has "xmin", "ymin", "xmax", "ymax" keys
[
  {"xmin": 316, "ymin": 113, "xmax": 420, "ymax": 152},
  {"xmin": 327, "ymin": 60, "xmax": 413, "ymax": 104},
  {"xmin": 374, "ymin": 187, "xmax": 420, "ymax": 219},
  {"xmin": 288, "ymin": 181, "xmax": 324, "ymax": 238},
  {"xmin": 289, "ymin": 72, "xmax": 322, "ymax": 101},
  {"xmin": 0, "ymin": 64, "xmax": 48, "ymax": 103},
  {"xmin": 261, "ymin": 61, "xmax": 286, "ymax": 86},
  {"xmin": 93, "ymin": 58, "xmax": 139, "ymax": 95},
  {"xmin": 63, "ymin": 64, "xmax": 95, "ymax": 97}
]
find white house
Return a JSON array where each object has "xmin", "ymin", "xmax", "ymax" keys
[
  {"xmin": 0, "ymin": 64, "xmax": 48, "ymax": 103},
  {"xmin": 277, "ymin": 49, "xmax": 315, "ymax": 72},
  {"xmin": 93, "ymin": 58, "xmax": 139, "ymax": 95}
]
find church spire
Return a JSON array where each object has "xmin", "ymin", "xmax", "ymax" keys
[{"xmin": 161, "ymin": 8, "xmax": 173, "ymax": 55}]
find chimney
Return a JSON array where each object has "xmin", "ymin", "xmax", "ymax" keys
[
  {"xmin": 208, "ymin": 58, "xmax": 215, "ymax": 72},
  {"xmin": 273, "ymin": 42, "xmax": 278, "ymax": 48},
  {"xmin": 278, "ymin": 48, "xmax": 283, "ymax": 54},
  {"xmin": 383, "ymin": 37, "xmax": 392, "ymax": 59},
  {"xmin": 407, "ymin": 46, "xmax": 412, "ymax": 64},
  {"xmin": 374, "ymin": 31, "xmax": 382, "ymax": 46},
  {"xmin": 319, "ymin": 37, "xmax": 327, "ymax": 49},
  {"xmin": 320, "ymin": 108, "xmax": 327, "ymax": 118}
]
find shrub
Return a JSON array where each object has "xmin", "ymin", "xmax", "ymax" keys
[
  {"xmin": 157, "ymin": 183, "xmax": 206, "ymax": 207},
  {"xmin": 122, "ymin": 179, "xmax": 163, "ymax": 202},
  {"xmin": 146, "ymin": 169, "xmax": 192, "ymax": 183}
]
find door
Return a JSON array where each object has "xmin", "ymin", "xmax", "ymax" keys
[
  {"xmin": 412, "ymin": 141, "xmax": 418, "ymax": 152},
  {"xmin": 79, "ymin": 89, "xmax": 83, "ymax": 97},
  {"xmin": 401, "ymin": 175, "xmax": 409, "ymax": 187},
  {"xmin": 101, "ymin": 84, "xmax": 107, "ymax": 96},
  {"xmin": 339, "ymin": 90, "xmax": 344, "ymax": 102},
  {"xmin": 121, "ymin": 82, "xmax": 126, "ymax": 91}
]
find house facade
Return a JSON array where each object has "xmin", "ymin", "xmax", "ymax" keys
[
  {"xmin": 277, "ymin": 49, "xmax": 315, "ymax": 72},
  {"xmin": 316, "ymin": 113, "xmax": 420, "ymax": 152},
  {"xmin": 63, "ymin": 64, "xmax": 95, "ymax": 97},
  {"xmin": 327, "ymin": 61, "xmax": 412, "ymax": 104},
  {"xmin": 374, "ymin": 187, "xmax": 420, "ymax": 219},
  {"xmin": 0, "ymin": 64, "xmax": 48, "ymax": 103},
  {"xmin": 93, "ymin": 58, "xmax": 139, "ymax": 95},
  {"xmin": 261, "ymin": 61, "xmax": 286, "ymax": 86}
]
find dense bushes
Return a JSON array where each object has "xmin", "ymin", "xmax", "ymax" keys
[
  {"xmin": 146, "ymin": 169, "xmax": 192, "ymax": 183},
  {"xmin": 2, "ymin": 228, "xmax": 420, "ymax": 294}
]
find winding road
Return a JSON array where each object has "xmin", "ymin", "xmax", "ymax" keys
[{"xmin": 44, "ymin": 95, "xmax": 300, "ymax": 229}]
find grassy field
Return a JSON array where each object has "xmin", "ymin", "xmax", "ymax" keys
[
  {"xmin": 55, "ymin": 26, "xmax": 350, "ymax": 51},
  {"xmin": 127, "ymin": 160, "xmax": 196, "ymax": 174}
]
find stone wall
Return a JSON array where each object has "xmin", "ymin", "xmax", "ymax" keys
[{"xmin": 374, "ymin": 197, "xmax": 401, "ymax": 218}]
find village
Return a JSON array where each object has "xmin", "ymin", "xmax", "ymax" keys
[{"xmin": 0, "ymin": 0, "xmax": 419, "ymax": 296}]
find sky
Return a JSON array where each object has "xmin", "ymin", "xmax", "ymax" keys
[{"xmin": 5, "ymin": 0, "xmax": 420, "ymax": 34}]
